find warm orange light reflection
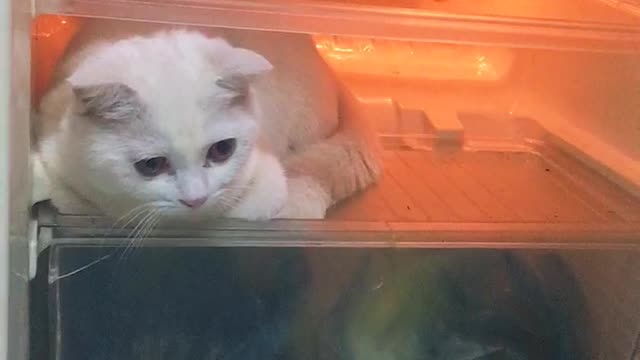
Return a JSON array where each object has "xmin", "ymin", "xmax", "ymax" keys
[
  {"xmin": 314, "ymin": 35, "xmax": 514, "ymax": 81},
  {"xmin": 32, "ymin": 15, "xmax": 84, "ymax": 106}
]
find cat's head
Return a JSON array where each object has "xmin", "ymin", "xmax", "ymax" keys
[{"xmin": 62, "ymin": 30, "xmax": 274, "ymax": 219}]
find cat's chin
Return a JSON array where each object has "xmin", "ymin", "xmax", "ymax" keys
[{"xmin": 145, "ymin": 203, "xmax": 221, "ymax": 224}]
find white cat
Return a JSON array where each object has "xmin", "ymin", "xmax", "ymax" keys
[{"xmin": 34, "ymin": 19, "xmax": 381, "ymax": 221}]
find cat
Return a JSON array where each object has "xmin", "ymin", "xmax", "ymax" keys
[{"xmin": 34, "ymin": 19, "xmax": 381, "ymax": 221}]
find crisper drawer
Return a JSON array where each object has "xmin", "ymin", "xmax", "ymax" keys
[
  {"xmin": 30, "ymin": 236, "xmax": 640, "ymax": 360},
  {"xmin": 33, "ymin": 244, "xmax": 588, "ymax": 360},
  {"xmin": 30, "ymin": 205, "xmax": 640, "ymax": 360}
]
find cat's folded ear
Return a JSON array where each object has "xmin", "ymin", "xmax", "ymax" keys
[
  {"xmin": 215, "ymin": 45, "xmax": 273, "ymax": 99},
  {"xmin": 68, "ymin": 82, "xmax": 143, "ymax": 122}
]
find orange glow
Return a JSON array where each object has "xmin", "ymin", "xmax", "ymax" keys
[
  {"xmin": 313, "ymin": 35, "xmax": 514, "ymax": 81},
  {"xmin": 32, "ymin": 15, "xmax": 84, "ymax": 106},
  {"xmin": 312, "ymin": 0, "xmax": 640, "ymax": 26}
]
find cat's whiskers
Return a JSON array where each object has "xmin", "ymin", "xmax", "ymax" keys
[
  {"xmin": 102, "ymin": 202, "xmax": 159, "ymax": 241},
  {"xmin": 212, "ymin": 186, "xmax": 251, "ymax": 209},
  {"xmin": 130, "ymin": 210, "xmax": 165, "ymax": 258},
  {"xmin": 112, "ymin": 202, "xmax": 157, "ymax": 228},
  {"xmin": 120, "ymin": 208, "xmax": 166, "ymax": 263},
  {"xmin": 224, "ymin": 184, "xmax": 253, "ymax": 191},
  {"xmin": 119, "ymin": 207, "xmax": 164, "ymax": 261},
  {"xmin": 84, "ymin": 202, "xmax": 161, "ymax": 267},
  {"xmin": 103, "ymin": 202, "xmax": 153, "ymax": 240},
  {"xmin": 118, "ymin": 203, "xmax": 163, "ymax": 224},
  {"xmin": 214, "ymin": 194, "xmax": 243, "ymax": 211}
]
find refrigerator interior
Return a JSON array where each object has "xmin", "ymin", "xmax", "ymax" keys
[{"xmin": 5, "ymin": 0, "xmax": 640, "ymax": 359}]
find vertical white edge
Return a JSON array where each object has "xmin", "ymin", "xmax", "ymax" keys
[
  {"xmin": 2, "ymin": 0, "xmax": 32, "ymax": 359},
  {"xmin": 0, "ymin": 0, "xmax": 11, "ymax": 357}
]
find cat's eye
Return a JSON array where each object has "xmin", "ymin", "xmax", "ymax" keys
[
  {"xmin": 134, "ymin": 157, "xmax": 170, "ymax": 177},
  {"xmin": 207, "ymin": 139, "xmax": 236, "ymax": 163}
]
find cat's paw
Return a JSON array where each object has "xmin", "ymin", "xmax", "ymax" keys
[
  {"xmin": 275, "ymin": 177, "xmax": 330, "ymax": 219},
  {"xmin": 275, "ymin": 201, "xmax": 326, "ymax": 219},
  {"xmin": 228, "ymin": 200, "xmax": 285, "ymax": 221},
  {"xmin": 227, "ymin": 153, "xmax": 288, "ymax": 221},
  {"xmin": 227, "ymin": 184, "xmax": 287, "ymax": 220}
]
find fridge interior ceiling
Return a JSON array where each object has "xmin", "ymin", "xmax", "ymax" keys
[{"xmin": 35, "ymin": 0, "xmax": 640, "ymax": 52}]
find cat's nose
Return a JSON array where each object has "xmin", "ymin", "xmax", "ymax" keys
[{"xmin": 179, "ymin": 196, "xmax": 208, "ymax": 209}]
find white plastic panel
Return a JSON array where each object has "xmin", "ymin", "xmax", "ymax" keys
[
  {"xmin": 0, "ymin": 0, "xmax": 9, "ymax": 357},
  {"xmin": 2, "ymin": 0, "xmax": 33, "ymax": 360}
]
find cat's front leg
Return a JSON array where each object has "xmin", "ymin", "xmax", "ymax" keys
[
  {"xmin": 226, "ymin": 152, "xmax": 288, "ymax": 221},
  {"xmin": 227, "ymin": 152, "xmax": 331, "ymax": 220},
  {"xmin": 275, "ymin": 176, "xmax": 330, "ymax": 219}
]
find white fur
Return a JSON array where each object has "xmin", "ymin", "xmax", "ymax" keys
[
  {"xmin": 227, "ymin": 152, "xmax": 289, "ymax": 220},
  {"xmin": 36, "ymin": 20, "xmax": 381, "ymax": 221}
]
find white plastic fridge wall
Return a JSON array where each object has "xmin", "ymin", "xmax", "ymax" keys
[
  {"xmin": 514, "ymin": 49, "xmax": 640, "ymax": 192},
  {"xmin": 1, "ymin": 0, "xmax": 32, "ymax": 360},
  {"xmin": 0, "ymin": 2, "xmax": 8, "ymax": 358}
]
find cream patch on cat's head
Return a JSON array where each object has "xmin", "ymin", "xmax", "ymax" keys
[{"xmin": 62, "ymin": 30, "xmax": 274, "ymax": 218}]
